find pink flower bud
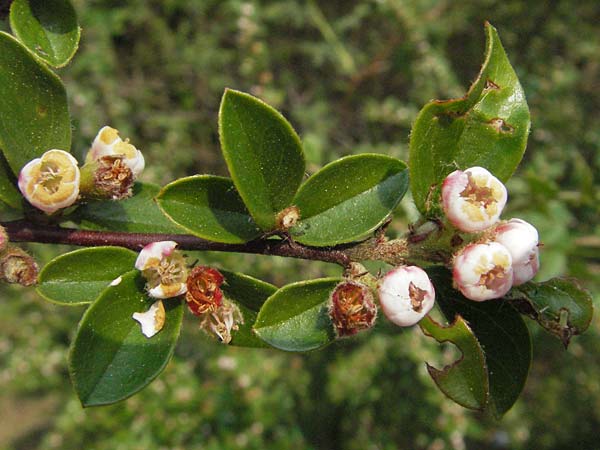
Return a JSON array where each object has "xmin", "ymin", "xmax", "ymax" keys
[
  {"xmin": 135, "ymin": 241, "xmax": 187, "ymax": 298},
  {"xmin": 378, "ymin": 266, "xmax": 435, "ymax": 326},
  {"xmin": 18, "ymin": 149, "xmax": 80, "ymax": 214},
  {"xmin": 329, "ymin": 281, "xmax": 377, "ymax": 337},
  {"xmin": 442, "ymin": 166, "xmax": 507, "ymax": 232},
  {"xmin": 453, "ymin": 242, "xmax": 513, "ymax": 301},
  {"xmin": 86, "ymin": 126, "xmax": 145, "ymax": 177},
  {"xmin": 494, "ymin": 218, "xmax": 540, "ymax": 285}
]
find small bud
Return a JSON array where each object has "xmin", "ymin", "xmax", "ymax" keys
[
  {"xmin": 135, "ymin": 241, "xmax": 188, "ymax": 299},
  {"xmin": 80, "ymin": 155, "xmax": 135, "ymax": 200},
  {"xmin": 86, "ymin": 126, "xmax": 145, "ymax": 177},
  {"xmin": 494, "ymin": 218, "xmax": 540, "ymax": 285},
  {"xmin": 0, "ymin": 246, "xmax": 39, "ymax": 286},
  {"xmin": 185, "ymin": 266, "xmax": 224, "ymax": 315},
  {"xmin": 442, "ymin": 166, "xmax": 507, "ymax": 232},
  {"xmin": 329, "ymin": 281, "xmax": 377, "ymax": 337},
  {"xmin": 18, "ymin": 149, "xmax": 80, "ymax": 214},
  {"xmin": 132, "ymin": 300, "xmax": 166, "ymax": 338},
  {"xmin": 276, "ymin": 206, "xmax": 300, "ymax": 231},
  {"xmin": 453, "ymin": 242, "xmax": 513, "ymax": 301},
  {"xmin": 0, "ymin": 225, "xmax": 8, "ymax": 253},
  {"xmin": 198, "ymin": 299, "xmax": 243, "ymax": 344},
  {"xmin": 378, "ymin": 266, "xmax": 435, "ymax": 327}
]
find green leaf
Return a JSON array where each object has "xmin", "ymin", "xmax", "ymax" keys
[
  {"xmin": 0, "ymin": 31, "xmax": 71, "ymax": 174},
  {"xmin": 0, "ymin": 153, "xmax": 22, "ymax": 210},
  {"xmin": 253, "ymin": 278, "xmax": 339, "ymax": 352},
  {"xmin": 419, "ymin": 315, "xmax": 488, "ymax": 410},
  {"xmin": 157, "ymin": 175, "xmax": 262, "ymax": 244},
  {"xmin": 76, "ymin": 182, "xmax": 184, "ymax": 234},
  {"xmin": 69, "ymin": 270, "xmax": 183, "ymax": 407},
  {"xmin": 430, "ymin": 267, "xmax": 532, "ymax": 418},
  {"xmin": 409, "ymin": 23, "xmax": 530, "ymax": 216},
  {"xmin": 10, "ymin": 0, "xmax": 80, "ymax": 68},
  {"xmin": 220, "ymin": 270, "xmax": 277, "ymax": 348},
  {"xmin": 219, "ymin": 89, "xmax": 305, "ymax": 231},
  {"xmin": 292, "ymin": 154, "xmax": 408, "ymax": 246},
  {"xmin": 37, "ymin": 247, "xmax": 137, "ymax": 305},
  {"xmin": 506, "ymin": 278, "xmax": 594, "ymax": 347}
]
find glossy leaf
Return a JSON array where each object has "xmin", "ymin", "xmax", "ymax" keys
[
  {"xmin": 76, "ymin": 182, "xmax": 184, "ymax": 234},
  {"xmin": 430, "ymin": 267, "xmax": 532, "ymax": 418},
  {"xmin": 10, "ymin": 0, "xmax": 80, "ymax": 68},
  {"xmin": 506, "ymin": 278, "xmax": 593, "ymax": 347},
  {"xmin": 37, "ymin": 247, "xmax": 137, "ymax": 305},
  {"xmin": 69, "ymin": 270, "xmax": 183, "ymax": 407},
  {"xmin": 420, "ymin": 315, "xmax": 488, "ymax": 410},
  {"xmin": 0, "ymin": 153, "xmax": 22, "ymax": 210},
  {"xmin": 0, "ymin": 31, "xmax": 71, "ymax": 174},
  {"xmin": 292, "ymin": 154, "xmax": 408, "ymax": 246},
  {"xmin": 409, "ymin": 23, "xmax": 530, "ymax": 216},
  {"xmin": 219, "ymin": 89, "xmax": 305, "ymax": 231},
  {"xmin": 157, "ymin": 175, "xmax": 261, "ymax": 244},
  {"xmin": 220, "ymin": 270, "xmax": 277, "ymax": 348},
  {"xmin": 253, "ymin": 278, "xmax": 339, "ymax": 352}
]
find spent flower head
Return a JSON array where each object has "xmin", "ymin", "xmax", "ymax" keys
[
  {"xmin": 135, "ymin": 241, "xmax": 188, "ymax": 299},
  {"xmin": 87, "ymin": 126, "xmax": 145, "ymax": 177},
  {"xmin": 329, "ymin": 281, "xmax": 377, "ymax": 337},
  {"xmin": 378, "ymin": 266, "xmax": 435, "ymax": 327},
  {"xmin": 186, "ymin": 266, "xmax": 225, "ymax": 316},
  {"xmin": 494, "ymin": 218, "xmax": 540, "ymax": 285},
  {"xmin": 18, "ymin": 149, "xmax": 80, "ymax": 214},
  {"xmin": 453, "ymin": 242, "xmax": 513, "ymax": 301},
  {"xmin": 198, "ymin": 299, "xmax": 243, "ymax": 344},
  {"xmin": 442, "ymin": 166, "xmax": 507, "ymax": 232}
]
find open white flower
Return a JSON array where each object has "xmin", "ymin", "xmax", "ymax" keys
[
  {"xmin": 135, "ymin": 241, "xmax": 188, "ymax": 299},
  {"xmin": 378, "ymin": 266, "xmax": 435, "ymax": 326},
  {"xmin": 132, "ymin": 300, "xmax": 166, "ymax": 338},
  {"xmin": 453, "ymin": 242, "xmax": 513, "ymax": 301},
  {"xmin": 494, "ymin": 218, "xmax": 540, "ymax": 285},
  {"xmin": 86, "ymin": 126, "xmax": 145, "ymax": 177},
  {"xmin": 442, "ymin": 166, "xmax": 507, "ymax": 232},
  {"xmin": 18, "ymin": 149, "xmax": 80, "ymax": 214}
]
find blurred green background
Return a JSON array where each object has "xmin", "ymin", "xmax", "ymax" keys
[{"xmin": 1, "ymin": 0, "xmax": 599, "ymax": 448}]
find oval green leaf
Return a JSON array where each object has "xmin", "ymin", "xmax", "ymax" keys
[
  {"xmin": 0, "ymin": 153, "xmax": 22, "ymax": 210},
  {"xmin": 76, "ymin": 182, "xmax": 184, "ymax": 234},
  {"xmin": 220, "ymin": 270, "xmax": 277, "ymax": 348},
  {"xmin": 0, "ymin": 31, "xmax": 71, "ymax": 174},
  {"xmin": 157, "ymin": 175, "xmax": 261, "ymax": 244},
  {"xmin": 37, "ymin": 247, "xmax": 138, "ymax": 305},
  {"xmin": 409, "ymin": 23, "xmax": 530, "ymax": 216},
  {"xmin": 429, "ymin": 267, "xmax": 532, "ymax": 418},
  {"xmin": 292, "ymin": 154, "xmax": 408, "ymax": 246},
  {"xmin": 506, "ymin": 277, "xmax": 594, "ymax": 347},
  {"xmin": 420, "ymin": 314, "xmax": 488, "ymax": 410},
  {"xmin": 218, "ymin": 89, "xmax": 305, "ymax": 231},
  {"xmin": 10, "ymin": 0, "xmax": 80, "ymax": 68},
  {"xmin": 69, "ymin": 270, "xmax": 184, "ymax": 407},
  {"xmin": 253, "ymin": 278, "xmax": 340, "ymax": 352}
]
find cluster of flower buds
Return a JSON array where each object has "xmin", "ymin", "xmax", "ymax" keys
[
  {"xmin": 442, "ymin": 166, "xmax": 540, "ymax": 301},
  {"xmin": 17, "ymin": 126, "xmax": 144, "ymax": 214},
  {"xmin": 185, "ymin": 266, "xmax": 243, "ymax": 344}
]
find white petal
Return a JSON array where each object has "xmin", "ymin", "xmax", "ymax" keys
[{"xmin": 132, "ymin": 300, "xmax": 166, "ymax": 338}]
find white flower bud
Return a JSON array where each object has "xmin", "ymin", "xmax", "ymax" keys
[
  {"xmin": 453, "ymin": 242, "xmax": 513, "ymax": 301},
  {"xmin": 132, "ymin": 300, "xmax": 166, "ymax": 338},
  {"xmin": 442, "ymin": 166, "xmax": 507, "ymax": 232},
  {"xmin": 86, "ymin": 126, "xmax": 145, "ymax": 177},
  {"xmin": 494, "ymin": 218, "xmax": 540, "ymax": 285},
  {"xmin": 378, "ymin": 266, "xmax": 435, "ymax": 327},
  {"xmin": 135, "ymin": 241, "xmax": 187, "ymax": 299},
  {"xmin": 18, "ymin": 149, "xmax": 80, "ymax": 214}
]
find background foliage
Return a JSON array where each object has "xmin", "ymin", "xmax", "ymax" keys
[{"xmin": 1, "ymin": 0, "xmax": 599, "ymax": 448}]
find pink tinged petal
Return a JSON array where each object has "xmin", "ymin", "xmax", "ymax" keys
[
  {"xmin": 494, "ymin": 218, "xmax": 540, "ymax": 285},
  {"xmin": 132, "ymin": 300, "xmax": 166, "ymax": 338},
  {"xmin": 135, "ymin": 241, "xmax": 178, "ymax": 270},
  {"xmin": 453, "ymin": 242, "xmax": 513, "ymax": 301},
  {"xmin": 378, "ymin": 266, "xmax": 435, "ymax": 327},
  {"xmin": 442, "ymin": 166, "xmax": 507, "ymax": 233}
]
